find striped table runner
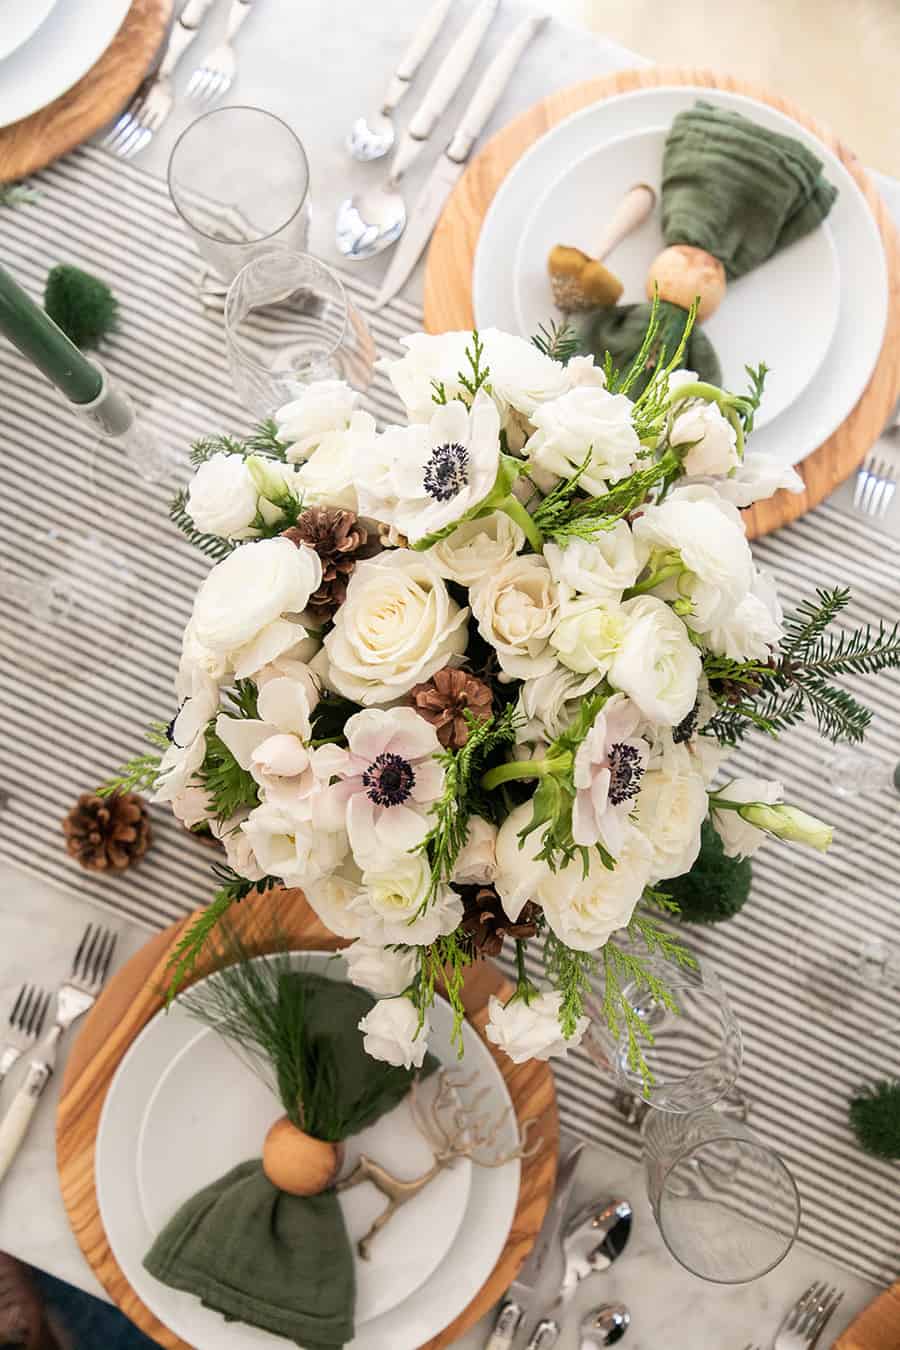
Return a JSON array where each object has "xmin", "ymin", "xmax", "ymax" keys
[{"xmin": 1, "ymin": 147, "xmax": 898, "ymax": 1285}]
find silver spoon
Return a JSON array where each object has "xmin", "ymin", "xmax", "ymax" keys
[
  {"xmin": 524, "ymin": 1200, "xmax": 633, "ymax": 1349},
  {"xmin": 581, "ymin": 1303, "xmax": 631, "ymax": 1347}
]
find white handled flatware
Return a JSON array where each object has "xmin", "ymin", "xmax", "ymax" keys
[
  {"xmin": 0, "ymin": 986, "xmax": 50, "ymax": 1084},
  {"xmin": 347, "ymin": 0, "xmax": 454, "ymax": 161},
  {"xmin": 187, "ymin": 0, "xmax": 255, "ymax": 104},
  {"xmin": 373, "ymin": 13, "xmax": 547, "ymax": 305}
]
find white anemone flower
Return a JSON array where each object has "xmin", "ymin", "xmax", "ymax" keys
[{"xmin": 571, "ymin": 694, "xmax": 649, "ymax": 854}]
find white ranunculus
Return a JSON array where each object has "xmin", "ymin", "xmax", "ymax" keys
[
  {"xmin": 632, "ymin": 740, "xmax": 709, "ymax": 881},
  {"xmin": 358, "ymin": 996, "xmax": 430, "ymax": 1069},
  {"xmin": 169, "ymin": 784, "xmax": 215, "ymax": 830},
  {"xmin": 274, "ymin": 379, "xmax": 359, "ymax": 461},
  {"xmin": 571, "ymin": 694, "xmax": 649, "ymax": 855},
  {"xmin": 481, "ymin": 329, "xmax": 605, "ymax": 419},
  {"xmin": 485, "ymin": 991, "xmax": 588, "ymax": 1064},
  {"xmin": 186, "ymin": 453, "xmax": 261, "ymax": 540},
  {"xmin": 711, "ymin": 777, "xmax": 833, "ymax": 858},
  {"xmin": 303, "ymin": 859, "xmax": 368, "ymax": 939},
  {"xmin": 352, "ymin": 853, "xmax": 463, "ymax": 945},
  {"xmin": 322, "ymin": 550, "xmax": 469, "ymax": 705},
  {"xmin": 293, "ymin": 410, "xmax": 379, "ymax": 512},
  {"xmin": 536, "ymin": 826, "xmax": 654, "ymax": 951},
  {"xmin": 215, "ymin": 675, "xmax": 318, "ymax": 807},
  {"xmin": 494, "ymin": 802, "xmax": 552, "ymax": 923},
  {"xmin": 692, "ymin": 452, "xmax": 804, "ymax": 508},
  {"xmin": 191, "ymin": 537, "xmax": 322, "ymax": 680},
  {"xmin": 240, "ymin": 799, "xmax": 348, "ymax": 885},
  {"xmin": 544, "ymin": 523, "xmax": 641, "ymax": 604},
  {"xmin": 550, "ymin": 599, "xmax": 628, "ymax": 677},
  {"xmin": 452, "ymin": 816, "xmax": 499, "ymax": 884},
  {"xmin": 607, "ymin": 595, "xmax": 701, "ymax": 727},
  {"xmin": 705, "ymin": 567, "xmax": 784, "ymax": 661},
  {"xmin": 515, "ymin": 665, "xmax": 603, "ymax": 745},
  {"xmin": 153, "ymin": 677, "xmax": 220, "ymax": 803},
  {"xmin": 669, "ymin": 393, "xmax": 740, "ymax": 478},
  {"xmin": 356, "ymin": 393, "xmax": 501, "ymax": 543},
  {"xmin": 343, "ymin": 941, "xmax": 417, "ymax": 997},
  {"xmin": 212, "ymin": 810, "xmax": 268, "ymax": 882},
  {"xmin": 312, "ymin": 706, "xmax": 444, "ymax": 866},
  {"xmin": 632, "ymin": 485, "xmax": 754, "ymax": 632},
  {"xmin": 469, "ymin": 555, "xmax": 560, "ymax": 681},
  {"xmin": 525, "ymin": 385, "xmax": 640, "ymax": 496},
  {"xmin": 431, "ymin": 511, "xmax": 524, "ymax": 588},
  {"xmin": 379, "ymin": 331, "xmax": 474, "ymax": 423}
]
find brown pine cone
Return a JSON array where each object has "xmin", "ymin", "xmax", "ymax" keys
[
  {"xmin": 459, "ymin": 887, "xmax": 541, "ymax": 958},
  {"xmin": 283, "ymin": 507, "xmax": 370, "ymax": 620},
  {"xmin": 410, "ymin": 668, "xmax": 492, "ymax": 749},
  {"xmin": 62, "ymin": 791, "xmax": 151, "ymax": 872}
]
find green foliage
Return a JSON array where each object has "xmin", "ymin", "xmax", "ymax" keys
[
  {"xmin": 600, "ymin": 928, "xmax": 694, "ymax": 1095},
  {"xmin": 1, "ymin": 184, "xmax": 39, "ymax": 207},
  {"xmin": 169, "ymin": 488, "xmax": 236, "ymax": 561},
  {"xmin": 532, "ymin": 320, "xmax": 579, "ymax": 365},
  {"xmin": 189, "ymin": 431, "xmax": 252, "ymax": 466},
  {"xmin": 735, "ymin": 362, "xmax": 769, "ymax": 434},
  {"xmin": 309, "ymin": 692, "xmax": 362, "ymax": 745},
  {"xmin": 44, "ymin": 264, "xmax": 118, "ymax": 349},
  {"xmin": 412, "ymin": 932, "xmax": 474, "ymax": 1055},
  {"xmin": 535, "ymin": 450, "xmax": 683, "ymax": 543},
  {"xmin": 97, "ymin": 722, "xmax": 169, "ymax": 797},
  {"xmin": 848, "ymin": 1079, "xmax": 900, "ymax": 1160},
  {"xmin": 458, "ymin": 330, "xmax": 491, "ymax": 402},
  {"xmin": 198, "ymin": 724, "xmax": 260, "ymax": 821},
  {"xmin": 226, "ymin": 680, "xmax": 260, "ymax": 720},
  {"xmin": 165, "ymin": 869, "xmax": 280, "ymax": 1003},
  {"xmin": 665, "ymin": 821, "xmax": 752, "ymax": 923},
  {"xmin": 245, "ymin": 418, "xmax": 290, "ymax": 461},
  {"xmin": 627, "ymin": 296, "xmax": 700, "ymax": 440},
  {"xmin": 544, "ymin": 932, "xmax": 595, "ymax": 1038}
]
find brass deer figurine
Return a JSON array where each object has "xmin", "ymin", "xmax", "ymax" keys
[{"xmin": 337, "ymin": 1069, "xmax": 541, "ymax": 1259}]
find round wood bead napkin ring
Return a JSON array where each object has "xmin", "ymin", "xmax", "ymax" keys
[{"xmin": 56, "ymin": 888, "xmax": 559, "ymax": 1350}]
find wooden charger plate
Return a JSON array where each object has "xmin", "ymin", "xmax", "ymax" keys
[
  {"xmin": 57, "ymin": 888, "xmax": 559, "ymax": 1350},
  {"xmin": 423, "ymin": 66, "xmax": 900, "ymax": 540},
  {"xmin": 0, "ymin": 0, "xmax": 173, "ymax": 184},
  {"xmin": 834, "ymin": 1281, "xmax": 900, "ymax": 1349}
]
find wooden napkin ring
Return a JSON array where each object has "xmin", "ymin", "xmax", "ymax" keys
[{"xmin": 646, "ymin": 244, "xmax": 726, "ymax": 320}]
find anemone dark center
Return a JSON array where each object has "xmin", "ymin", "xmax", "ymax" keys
[
  {"xmin": 672, "ymin": 702, "xmax": 699, "ymax": 745},
  {"xmin": 607, "ymin": 743, "xmax": 644, "ymax": 806},
  {"xmin": 423, "ymin": 441, "xmax": 469, "ymax": 502},
  {"xmin": 363, "ymin": 752, "xmax": 416, "ymax": 807}
]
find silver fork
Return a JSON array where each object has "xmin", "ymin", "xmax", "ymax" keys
[
  {"xmin": 187, "ymin": 0, "xmax": 254, "ymax": 104},
  {"xmin": 104, "ymin": 0, "xmax": 217, "ymax": 157},
  {"xmin": 0, "ymin": 925, "xmax": 117, "ymax": 1184},
  {"xmin": 852, "ymin": 454, "xmax": 897, "ymax": 518},
  {"xmin": 0, "ymin": 986, "xmax": 51, "ymax": 1083},
  {"xmin": 774, "ymin": 1281, "xmax": 845, "ymax": 1349}
]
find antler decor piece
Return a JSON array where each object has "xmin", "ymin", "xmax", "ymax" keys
[{"xmin": 339, "ymin": 1069, "xmax": 541, "ymax": 1258}]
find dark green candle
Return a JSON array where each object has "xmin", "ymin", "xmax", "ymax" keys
[{"xmin": 0, "ymin": 263, "xmax": 102, "ymax": 404}]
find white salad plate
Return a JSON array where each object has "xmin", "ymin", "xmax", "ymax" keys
[
  {"xmin": 512, "ymin": 127, "xmax": 841, "ymax": 431},
  {"xmin": 0, "ymin": 0, "xmax": 131, "ymax": 128},
  {"xmin": 0, "ymin": 0, "xmax": 57, "ymax": 63},
  {"xmin": 474, "ymin": 87, "xmax": 888, "ymax": 467},
  {"xmin": 97, "ymin": 951, "xmax": 521, "ymax": 1350}
]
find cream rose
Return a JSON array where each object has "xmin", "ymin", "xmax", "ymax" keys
[
  {"xmin": 240, "ymin": 800, "xmax": 348, "ymax": 886},
  {"xmin": 303, "ymin": 859, "xmax": 367, "ymax": 939},
  {"xmin": 431, "ymin": 512, "xmax": 524, "ymax": 588},
  {"xmin": 608, "ymin": 595, "xmax": 701, "ymax": 727},
  {"xmin": 452, "ymin": 816, "xmax": 499, "ymax": 885},
  {"xmin": 632, "ymin": 741, "xmax": 709, "ymax": 881},
  {"xmin": 550, "ymin": 599, "xmax": 628, "ymax": 676},
  {"xmin": 485, "ymin": 992, "xmax": 588, "ymax": 1064},
  {"xmin": 322, "ymin": 550, "xmax": 468, "ymax": 705},
  {"xmin": 688, "ymin": 452, "xmax": 804, "ymax": 508},
  {"xmin": 667, "ymin": 373, "xmax": 740, "ymax": 478},
  {"xmin": 536, "ymin": 826, "xmax": 654, "ymax": 951},
  {"xmin": 469, "ymin": 555, "xmax": 560, "ymax": 681},
  {"xmin": 494, "ymin": 802, "xmax": 552, "ymax": 923},
  {"xmin": 705, "ymin": 567, "xmax": 784, "ymax": 661},
  {"xmin": 524, "ymin": 385, "xmax": 640, "ymax": 496}
]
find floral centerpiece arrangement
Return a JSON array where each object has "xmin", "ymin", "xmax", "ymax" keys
[{"xmin": 104, "ymin": 309, "xmax": 900, "ymax": 1087}]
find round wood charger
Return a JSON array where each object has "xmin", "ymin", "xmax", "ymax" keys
[
  {"xmin": 56, "ymin": 888, "xmax": 559, "ymax": 1350},
  {"xmin": 0, "ymin": 0, "xmax": 173, "ymax": 184},
  {"xmin": 423, "ymin": 67, "xmax": 900, "ymax": 539}
]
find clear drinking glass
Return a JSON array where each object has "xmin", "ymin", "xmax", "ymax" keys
[
  {"xmin": 224, "ymin": 251, "xmax": 375, "ymax": 417},
  {"xmin": 583, "ymin": 952, "xmax": 742, "ymax": 1113},
  {"xmin": 643, "ymin": 1108, "xmax": 801, "ymax": 1283},
  {"xmin": 167, "ymin": 107, "xmax": 311, "ymax": 283}
]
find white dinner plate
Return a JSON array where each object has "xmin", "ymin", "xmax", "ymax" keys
[
  {"xmin": 97, "ymin": 952, "xmax": 521, "ymax": 1350},
  {"xmin": 513, "ymin": 127, "xmax": 841, "ymax": 431},
  {"xmin": 0, "ymin": 0, "xmax": 57, "ymax": 62},
  {"xmin": 474, "ymin": 87, "xmax": 888, "ymax": 467},
  {"xmin": 0, "ymin": 0, "xmax": 131, "ymax": 128}
]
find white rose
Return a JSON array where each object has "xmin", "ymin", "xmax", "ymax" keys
[
  {"xmin": 191, "ymin": 537, "xmax": 322, "ymax": 680},
  {"xmin": 515, "ymin": 665, "xmax": 603, "ymax": 745},
  {"xmin": 689, "ymin": 452, "xmax": 804, "ymax": 508},
  {"xmin": 632, "ymin": 486, "xmax": 754, "ymax": 632},
  {"xmin": 705, "ymin": 567, "xmax": 783, "ymax": 661},
  {"xmin": 536, "ymin": 826, "xmax": 654, "ymax": 951},
  {"xmin": 304, "ymin": 859, "xmax": 367, "ymax": 939},
  {"xmin": 358, "ymin": 997, "xmax": 430, "ymax": 1070},
  {"xmin": 632, "ymin": 741, "xmax": 709, "ymax": 881},
  {"xmin": 322, "ymin": 550, "xmax": 468, "ymax": 705},
  {"xmin": 525, "ymin": 386, "xmax": 640, "ymax": 496},
  {"xmin": 241, "ymin": 800, "xmax": 348, "ymax": 886},
  {"xmin": 186, "ymin": 453, "xmax": 261, "ymax": 540},
  {"xmin": 494, "ymin": 802, "xmax": 552, "ymax": 923},
  {"xmin": 550, "ymin": 599, "xmax": 628, "ymax": 677},
  {"xmin": 274, "ymin": 379, "xmax": 359, "ymax": 461},
  {"xmin": 356, "ymin": 394, "xmax": 501, "ymax": 544},
  {"xmin": 351, "ymin": 853, "xmax": 463, "ymax": 946},
  {"xmin": 485, "ymin": 991, "xmax": 588, "ymax": 1064},
  {"xmin": 293, "ymin": 410, "xmax": 378, "ymax": 511},
  {"xmin": 452, "ymin": 816, "xmax": 499, "ymax": 884},
  {"xmin": 343, "ymin": 941, "xmax": 417, "ymax": 997},
  {"xmin": 431, "ymin": 511, "xmax": 524, "ymax": 588},
  {"xmin": 470, "ymin": 555, "xmax": 559, "ymax": 681},
  {"xmin": 544, "ymin": 523, "xmax": 641, "ymax": 604},
  {"xmin": 608, "ymin": 595, "xmax": 701, "ymax": 727},
  {"xmin": 670, "ymin": 400, "xmax": 739, "ymax": 478}
]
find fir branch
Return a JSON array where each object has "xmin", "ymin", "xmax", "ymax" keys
[
  {"xmin": 786, "ymin": 615, "xmax": 900, "ymax": 680},
  {"xmin": 531, "ymin": 320, "xmax": 579, "ymax": 365},
  {"xmin": 189, "ymin": 432, "xmax": 248, "ymax": 466},
  {"xmin": 544, "ymin": 932, "xmax": 595, "ymax": 1037},
  {"xmin": 627, "ymin": 913, "xmax": 696, "ymax": 970},
  {"xmin": 245, "ymin": 418, "xmax": 289, "ymax": 460},
  {"xmin": 781, "ymin": 587, "xmax": 851, "ymax": 658},
  {"xmin": 169, "ymin": 488, "xmax": 236, "ymax": 561},
  {"xmin": 539, "ymin": 450, "xmax": 682, "ymax": 545},
  {"xmin": 198, "ymin": 725, "xmax": 260, "ymax": 820}
]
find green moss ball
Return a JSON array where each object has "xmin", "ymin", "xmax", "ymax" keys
[
  {"xmin": 666, "ymin": 819, "xmax": 753, "ymax": 924},
  {"xmin": 44, "ymin": 264, "xmax": 118, "ymax": 350},
  {"xmin": 849, "ymin": 1080, "xmax": 900, "ymax": 1160}
]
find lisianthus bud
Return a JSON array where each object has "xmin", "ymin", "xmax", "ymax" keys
[{"xmin": 739, "ymin": 802, "xmax": 833, "ymax": 851}]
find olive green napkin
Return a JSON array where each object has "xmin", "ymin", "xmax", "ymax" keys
[
  {"xmin": 587, "ymin": 99, "xmax": 838, "ymax": 392},
  {"xmin": 144, "ymin": 973, "xmax": 437, "ymax": 1350}
]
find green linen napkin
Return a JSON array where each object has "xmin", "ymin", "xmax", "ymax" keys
[
  {"xmin": 587, "ymin": 99, "xmax": 838, "ymax": 392},
  {"xmin": 144, "ymin": 972, "xmax": 437, "ymax": 1350}
]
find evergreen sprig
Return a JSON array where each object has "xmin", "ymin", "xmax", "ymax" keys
[
  {"xmin": 198, "ymin": 725, "xmax": 260, "ymax": 821},
  {"xmin": 544, "ymin": 932, "xmax": 596, "ymax": 1037},
  {"xmin": 458, "ymin": 330, "xmax": 491, "ymax": 402},
  {"xmin": 532, "ymin": 320, "xmax": 579, "ymax": 365},
  {"xmin": 412, "ymin": 932, "xmax": 474, "ymax": 1055},
  {"xmin": 169, "ymin": 489, "xmax": 236, "ymax": 561},
  {"xmin": 600, "ymin": 937, "xmax": 685, "ymax": 1093},
  {"xmin": 0, "ymin": 183, "xmax": 39, "ymax": 207},
  {"xmin": 97, "ymin": 723, "xmax": 169, "ymax": 797},
  {"xmin": 189, "ymin": 432, "xmax": 249, "ymax": 466},
  {"xmin": 165, "ymin": 869, "xmax": 280, "ymax": 1003},
  {"xmin": 245, "ymin": 418, "xmax": 290, "ymax": 460},
  {"xmin": 535, "ymin": 450, "xmax": 683, "ymax": 543}
]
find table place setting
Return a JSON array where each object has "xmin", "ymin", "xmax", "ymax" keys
[{"xmin": 1, "ymin": 2, "xmax": 900, "ymax": 1349}]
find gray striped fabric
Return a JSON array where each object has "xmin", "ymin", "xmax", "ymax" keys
[{"xmin": 1, "ymin": 147, "xmax": 898, "ymax": 1285}]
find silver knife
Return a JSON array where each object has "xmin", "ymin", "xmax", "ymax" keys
[
  {"xmin": 374, "ymin": 13, "xmax": 548, "ymax": 309},
  {"xmin": 484, "ymin": 1133, "xmax": 585, "ymax": 1350}
]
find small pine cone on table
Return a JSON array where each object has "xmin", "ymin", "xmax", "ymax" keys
[
  {"xmin": 410, "ymin": 668, "xmax": 493, "ymax": 750},
  {"xmin": 62, "ymin": 791, "xmax": 151, "ymax": 872},
  {"xmin": 459, "ymin": 886, "xmax": 541, "ymax": 958},
  {"xmin": 283, "ymin": 506, "xmax": 371, "ymax": 621}
]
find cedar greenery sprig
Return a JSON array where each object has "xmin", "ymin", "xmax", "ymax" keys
[
  {"xmin": 534, "ymin": 449, "xmax": 684, "ymax": 543},
  {"xmin": 96, "ymin": 722, "xmax": 169, "ymax": 797},
  {"xmin": 412, "ymin": 931, "xmax": 474, "ymax": 1055},
  {"xmin": 544, "ymin": 932, "xmax": 595, "ymax": 1038}
]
